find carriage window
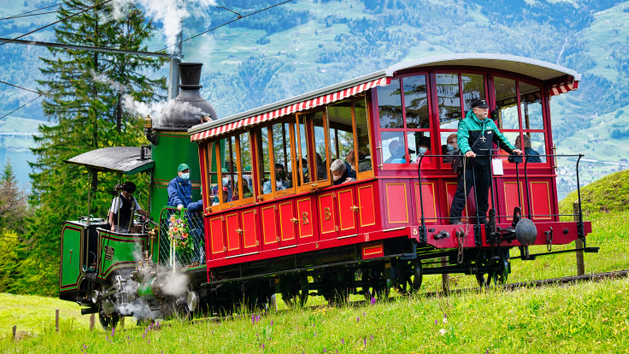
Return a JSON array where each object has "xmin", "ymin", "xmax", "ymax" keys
[
  {"xmin": 223, "ymin": 136, "xmax": 237, "ymax": 203},
  {"xmin": 354, "ymin": 100, "xmax": 372, "ymax": 173},
  {"xmin": 407, "ymin": 132, "xmax": 432, "ymax": 164},
  {"xmin": 461, "ymin": 74, "xmax": 486, "ymax": 112},
  {"xmin": 520, "ymin": 82, "xmax": 544, "ymax": 130},
  {"xmin": 312, "ymin": 112, "xmax": 329, "ymax": 182},
  {"xmin": 436, "ymin": 73, "xmax": 460, "ymax": 128},
  {"xmin": 528, "ymin": 132, "xmax": 546, "ymax": 163},
  {"xmin": 494, "ymin": 77, "xmax": 519, "ymax": 130},
  {"xmin": 257, "ymin": 127, "xmax": 271, "ymax": 196},
  {"xmin": 327, "ymin": 103, "xmax": 354, "ymax": 162},
  {"xmin": 237, "ymin": 132, "xmax": 254, "ymax": 201},
  {"xmin": 381, "ymin": 131, "xmax": 406, "ymax": 164},
  {"xmin": 270, "ymin": 121, "xmax": 295, "ymax": 194},
  {"xmin": 403, "ymin": 75, "xmax": 429, "ymax": 129},
  {"xmin": 205, "ymin": 141, "xmax": 219, "ymax": 208},
  {"xmin": 378, "ymin": 79, "xmax": 402, "ymax": 129}
]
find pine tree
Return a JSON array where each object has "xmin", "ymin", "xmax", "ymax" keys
[
  {"xmin": 0, "ymin": 159, "xmax": 29, "ymax": 233},
  {"xmin": 18, "ymin": 0, "xmax": 166, "ymax": 295}
]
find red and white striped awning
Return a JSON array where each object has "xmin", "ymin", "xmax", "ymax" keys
[
  {"xmin": 549, "ymin": 80, "xmax": 578, "ymax": 96},
  {"xmin": 190, "ymin": 77, "xmax": 390, "ymax": 142}
]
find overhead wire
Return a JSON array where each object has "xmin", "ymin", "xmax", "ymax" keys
[
  {"xmin": 0, "ymin": 0, "xmax": 114, "ymax": 48},
  {"xmin": 0, "ymin": 3, "xmax": 62, "ymax": 21},
  {"xmin": 157, "ymin": 0, "xmax": 295, "ymax": 52},
  {"xmin": 0, "ymin": 95, "xmax": 44, "ymax": 120}
]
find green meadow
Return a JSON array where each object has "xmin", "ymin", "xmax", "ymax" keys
[
  {"xmin": 2, "ymin": 169, "xmax": 629, "ymax": 353},
  {"xmin": 1, "ymin": 209, "xmax": 627, "ymax": 353}
]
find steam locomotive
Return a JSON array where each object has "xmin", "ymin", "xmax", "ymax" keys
[{"xmin": 59, "ymin": 55, "xmax": 595, "ymax": 328}]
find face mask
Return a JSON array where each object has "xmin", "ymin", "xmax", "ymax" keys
[
  {"xmin": 446, "ymin": 144, "xmax": 454, "ymax": 152},
  {"xmin": 181, "ymin": 172, "xmax": 190, "ymax": 180},
  {"xmin": 332, "ymin": 174, "xmax": 342, "ymax": 182},
  {"xmin": 419, "ymin": 147, "xmax": 427, "ymax": 155},
  {"xmin": 276, "ymin": 181, "xmax": 283, "ymax": 188},
  {"xmin": 222, "ymin": 177, "xmax": 229, "ymax": 185}
]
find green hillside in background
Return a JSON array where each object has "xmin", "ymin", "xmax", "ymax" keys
[
  {"xmin": 560, "ymin": 169, "xmax": 629, "ymax": 216},
  {"xmin": 1, "ymin": 0, "xmax": 629, "ymax": 196}
]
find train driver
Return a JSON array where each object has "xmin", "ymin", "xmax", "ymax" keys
[
  {"xmin": 167, "ymin": 163, "xmax": 203, "ymax": 212},
  {"xmin": 108, "ymin": 181, "xmax": 149, "ymax": 233}
]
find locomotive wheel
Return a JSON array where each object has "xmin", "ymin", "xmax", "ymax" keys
[
  {"xmin": 362, "ymin": 267, "xmax": 389, "ymax": 301},
  {"xmin": 321, "ymin": 271, "xmax": 350, "ymax": 306},
  {"xmin": 98, "ymin": 301, "xmax": 119, "ymax": 330},
  {"xmin": 280, "ymin": 273, "xmax": 309, "ymax": 307}
]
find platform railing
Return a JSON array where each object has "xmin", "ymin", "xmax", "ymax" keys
[
  {"xmin": 158, "ymin": 207, "xmax": 205, "ymax": 268},
  {"xmin": 416, "ymin": 152, "xmax": 586, "ymax": 241}
]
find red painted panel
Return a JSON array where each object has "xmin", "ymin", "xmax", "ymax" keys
[
  {"xmin": 242, "ymin": 209, "xmax": 259, "ymax": 250},
  {"xmin": 318, "ymin": 193, "xmax": 337, "ymax": 239},
  {"xmin": 278, "ymin": 201, "xmax": 296, "ymax": 243},
  {"xmin": 261, "ymin": 206, "xmax": 277, "ymax": 247},
  {"xmin": 209, "ymin": 216, "xmax": 225, "ymax": 257},
  {"xmin": 413, "ymin": 182, "xmax": 437, "ymax": 223},
  {"xmin": 225, "ymin": 212, "xmax": 241, "ymax": 253},
  {"xmin": 503, "ymin": 182, "xmax": 523, "ymax": 221},
  {"xmin": 337, "ymin": 188, "xmax": 356, "ymax": 233},
  {"xmin": 362, "ymin": 243, "xmax": 384, "ymax": 259},
  {"xmin": 446, "ymin": 182, "xmax": 469, "ymax": 221},
  {"xmin": 530, "ymin": 181, "xmax": 552, "ymax": 221},
  {"xmin": 385, "ymin": 183, "xmax": 409, "ymax": 224},
  {"xmin": 357, "ymin": 184, "xmax": 376, "ymax": 229},
  {"xmin": 296, "ymin": 197, "xmax": 314, "ymax": 240}
]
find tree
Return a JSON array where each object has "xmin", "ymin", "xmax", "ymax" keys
[
  {"xmin": 0, "ymin": 159, "xmax": 29, "ymax": 233},
  {"xmin": 16, "ymin": 0, "xmax": 166, "ymax": 296}
]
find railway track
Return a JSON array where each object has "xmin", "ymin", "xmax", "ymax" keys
[{"xmin": 424, "ymin": 269, "xmax": 629, "ymax": 297}]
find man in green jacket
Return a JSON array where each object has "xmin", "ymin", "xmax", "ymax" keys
[{"xmin": 450, "ymin": 99, "xmax": 522, "ymax": 224}]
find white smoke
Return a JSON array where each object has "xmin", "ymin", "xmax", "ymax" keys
[
  {"xmin": 159, "ymin": 272, "xmax": 189, "ymax": 297},
  {"xmin": 122, "ymin": 94, "xmax": 207, "ymax": 126},
  {"xmin": 112, "ymin": 0, "xmax": 217, "ymax": 53}
]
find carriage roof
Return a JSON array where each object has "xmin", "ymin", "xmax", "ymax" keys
[{"xmin": 188, "ymin": 53, "xmax": 580, "ymax": 142}]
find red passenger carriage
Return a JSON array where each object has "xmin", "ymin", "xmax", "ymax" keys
[{"xmin": 181, "ymin": 53, "xmax": 592, "ymax": 306}]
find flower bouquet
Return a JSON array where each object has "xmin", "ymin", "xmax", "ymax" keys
[{"xmin": 168, "ymin": 210, "xmax": 194, "ymax": 257}]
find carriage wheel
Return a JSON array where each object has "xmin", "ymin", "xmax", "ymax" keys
[
  {"xmin": 475, "ymin": 249, "xmax": 510, "ymax": 287},
  {"xmin": 280, "ymin": 273, "xmax": 309, "ymax": 307},
  {"xmin": 362, "ymin": 267, "xmax": 389, "ymax": 301},
  {"xmin": 393, "ymin": 259, "xmax": 423, "ymax": 294},
  {"xmin": 321, "ymin": 271, "xmax": 350, "ymax": 306}
]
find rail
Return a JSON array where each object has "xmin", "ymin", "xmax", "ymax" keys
[{"xmin": 158, "ymin": 207, "xmax": 205, "ymax": 269}]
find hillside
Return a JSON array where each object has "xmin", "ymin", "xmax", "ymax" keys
[
  {"xmin": 1, "ymin": 0, "xmax": 629, "ymax": 196},
  {"xmin": 559, "ymin": 169, "xmax": 629, "ymax": 216}
]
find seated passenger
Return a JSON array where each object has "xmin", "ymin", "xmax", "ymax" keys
[
  {"xmin": 316, "ymin": 153, "xmax": 327, "ymax": 180},
  {"xmin": 330, "ymin": 159, "xmax": 356, "ymax": 185},
  {"xmin": 509, "ymin": 135, "xmax": 542, "ymax": 163},
  {"xmin": 263, "ymin": 163, "xmax": 288, "ymax": 194},
  {"xmin": 442, "ymin": 133, "xmax": 458, "ymax": 163},
  {"xmin": 384, "ymin": 139, "xmax": 406, "ymax": 164},
  {"xmin": 108, "ymin": 182, "xmax": 149, "ymax": 233},
  {"xmin": 346, "ymin": 148, "xmax": 372, "ymax": 173}
]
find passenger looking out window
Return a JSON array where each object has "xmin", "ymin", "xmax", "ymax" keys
[{"xmin": 330, "ymin": 159, "xmax": 355, "ymax": 185}]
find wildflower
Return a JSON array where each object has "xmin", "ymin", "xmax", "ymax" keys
[
  {"xmin": 370, "ymin": 335, "xmax": 373, "ymax": 341},
  {"xmin": 435, "ymin": 319, "xmax": 438, "ymax": 325},
  {"xmin": 370, "ymin": 297, "xmax": 376, "ymax": 305},
  {"xmin": 357, "ymin": 316, "xmax": 360, "ymax": 323},
  {"xmin": 364, "ymin": 338, "xmax": 367, "ymax": 346},
  {"xmin": 271, "ymin": 320, "xmax": 273, "ymax": 326},
  {"xmin": 182, "ymin": 233, "xmax": 188, "ymax": 239},
  {"xmin": 439, "ymin": 328, "xmax": 447, "ymax": 336},
  {"xmin": 112, "ymin": 327, "xmax": 115, "ymax": 337},
  {"xmin": 341, "ymin": 338, "xmax": 344, "ymax": 344}
]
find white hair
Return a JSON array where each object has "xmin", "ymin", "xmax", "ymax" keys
[{"xmin": 330, "ymin": 159, "xmax": 346, "ymax": 173}]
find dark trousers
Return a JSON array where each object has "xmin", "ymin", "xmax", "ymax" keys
[{"xmin": 449, "ymin": 166, "xmax": 491, "ymax": 223}]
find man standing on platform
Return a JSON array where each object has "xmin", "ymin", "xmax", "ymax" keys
[{"xmin": 449, "ymin": 99, "xmax": 522, "ymax": 225}]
